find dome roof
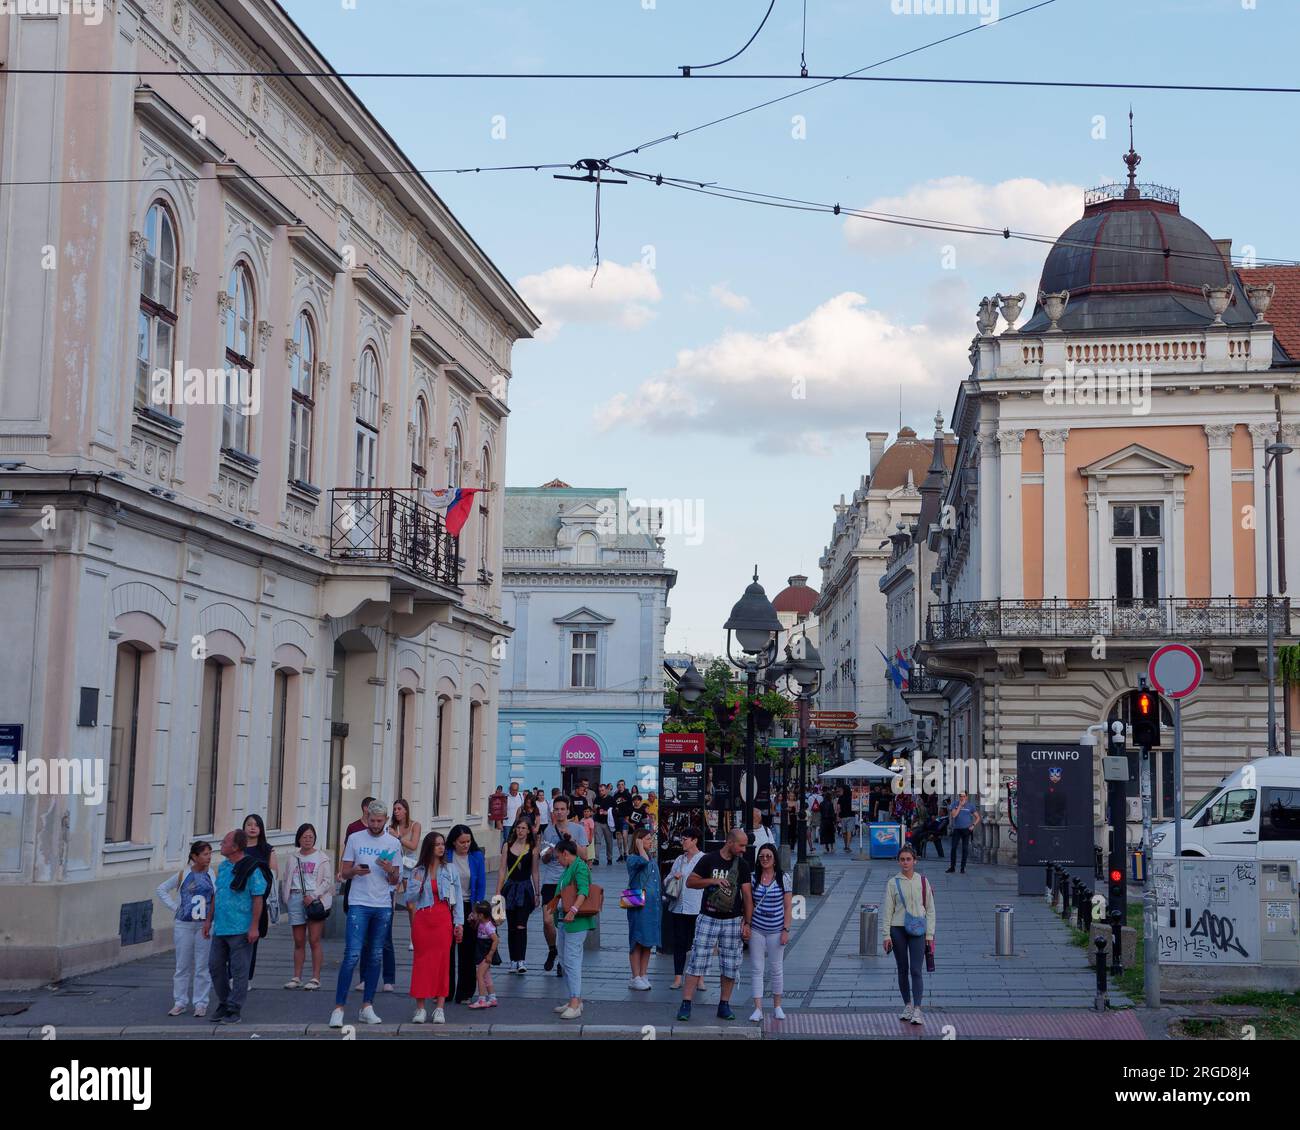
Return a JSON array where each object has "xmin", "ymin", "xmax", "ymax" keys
[
  {"xmin": 1021, "ymin": 143, "xmax": 1251, "ymax": 333},
  {"xmin": 773, "ymin": 575, "xmax": 818, "ymax": 615}
]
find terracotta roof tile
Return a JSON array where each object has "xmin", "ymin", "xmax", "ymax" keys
[{"xmin": 1239, "ymin": 266, "xmax": 1300, "ymax": 360}]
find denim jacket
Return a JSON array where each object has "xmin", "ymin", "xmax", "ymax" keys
[{"xmin": 405, "ymin": 863, "xmax": 465, "ymax": 926}]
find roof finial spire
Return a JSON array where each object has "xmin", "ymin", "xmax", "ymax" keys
[{"xmin": 1123, "ymin": 106, "xmax": 1142, "ymax": 199}]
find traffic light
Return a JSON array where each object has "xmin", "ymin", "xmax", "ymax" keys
[
  {"xmin": 1107, "ymin": 863, "xmax": 1127, "ymax": 919},
  {"xmin": 1130, "ymin": 687, "xmax": 1160, "ymax": 748}
]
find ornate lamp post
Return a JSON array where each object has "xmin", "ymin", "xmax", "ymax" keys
[
  {"xmin": 723, "ymin": 569, "xmax": 782, "ymax": 840},
  {"xmin": 782, "ymin": 637, "xmax": 824, "ymax": 869}
]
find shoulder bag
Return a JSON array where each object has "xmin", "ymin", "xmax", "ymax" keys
[
  {"xmin": 300, "ymin": 856, "xmax": 330, "ymax": 921},
  {"xmin": 895, "ymin": 875, "xmax": 928, "ymax": 937},
  {"xmin": 559, "ymin": 870, "xmax": 603, "ymax": 917}
]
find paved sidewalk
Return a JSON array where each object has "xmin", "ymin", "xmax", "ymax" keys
[{"xmin": 0, "ymin": 852, "xmax": 1130, "ymax": 1039}]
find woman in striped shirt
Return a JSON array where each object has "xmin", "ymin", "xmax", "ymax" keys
[{"xmin": 745, "ymin": 843, "xmax": 792, "ymax": 1023}]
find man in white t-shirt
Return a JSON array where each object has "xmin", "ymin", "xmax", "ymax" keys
[
  {"xmin": 330, "ymin": 800, "xmax": 402, "ymax": 1028},
  {"xmin": 506, "ymin": 781, "xmax": 524, "ymax": 828}
]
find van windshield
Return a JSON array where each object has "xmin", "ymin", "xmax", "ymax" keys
[{"xmin": 1184, "ymin": 785, "xmax": 1221, "ymax": 822}]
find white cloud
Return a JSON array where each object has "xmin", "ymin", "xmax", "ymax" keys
[
  {"xmin": 843, "ymin": 175, "xmax": 1083, "ymax": 276},
  {"xmin": 709, "ymin": 283, "xmax": 751, "ymax": 312},
  {"xmin": 516, "ymin": 260, "xmax": 661, "ymax": 341},
  {"xmin": 594, "ymin": 292, "xmax": 966, "ymax": 454}
]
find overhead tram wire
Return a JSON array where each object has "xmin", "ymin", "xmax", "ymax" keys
[
  {"xmin": 603, "ymin": 0, "xmax": 1064, "ymax": 161},
  {"xmin": 679, "ymin": 0, "xmax": 777, "ymax": 76},
  {"xmin": 611, "ymin": 164, "xmax": 1300, "ymax": 268}
]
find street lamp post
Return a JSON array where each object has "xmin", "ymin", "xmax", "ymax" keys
[
  {"xmin": 1265, "ymin": 441, "xmax": 1293, "ymax": 757},
  {"xmin": 723, "ymin": 569, "xmax": 783, "ymax": 842},
  {"xmin": 783, "ymin": 636, "xmax": 824, "ymax": 868}
]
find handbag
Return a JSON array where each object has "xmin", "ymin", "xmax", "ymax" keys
[
  {"xmin": 266, "ymin": 867, "xmax": 281, "ymax": 926},
  {"xmin": 925, "ymin": 939, "xmax": 936, "ymax": 973},
  {"xmin": 663, "ymin": 868, "xmax": 684, "ymax": 901},
  {"xmin": 896, "ymin": 876, "xmax": 928, "ymax": 937},
  {"xmin": 620, "ymin": 888, "xmax": 647, "ymax": 909},
  {"xmin": 558, "ymin": 875, "xmax": 603, "ymax": 917},
  {"xmin": 299, "ymin": 857, "xmax": 329, "ymax": 922}
]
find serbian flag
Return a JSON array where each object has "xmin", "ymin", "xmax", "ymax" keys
[
  {"xmin": 894, "ymin": 648, "xmax": 913, "ymax": 691},
  {"xmin": 876, "ymin": 645, "xmax": 904, "ymax": 690},
  {"xmin": 422, "ymin": 488, "xmax": 481, "ymax": 537}
]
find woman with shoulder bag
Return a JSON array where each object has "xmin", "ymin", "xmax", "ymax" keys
[
  {"xmin": 746, "ymin": 842, "xmax": 793, "ymax": 1022},
  {"xmin": 664, "ymin": 827, "xmax": 704, "ymax": 991},
  {"xmin": 281, "ymin": 823, "xmax": 333, "ymax": 990},
  {"xmin": 882, "ymin": 845, "xmax": 937, "ymax": 1027},
  {"xmin": 546, "ymin": 838, "xmax": 598, "ymax": 1019},
  {"xmin": 496, "ymin": 819, "xmax": 540, "ymax": 973},
  {"xmin": 624, "ymin": 825, "xmax": 661, "ymax": 990}
]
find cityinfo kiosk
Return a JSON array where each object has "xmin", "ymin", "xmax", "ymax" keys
[{"xmin": 1016, "ymin": 742, "xmax": 1094, "ymax": 895}]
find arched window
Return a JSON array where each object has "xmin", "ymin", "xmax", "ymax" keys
[
  {"xmin": 137, "ymin": 201, "xmax": 178, "ymax": 410},
  {"xmin": 354, "ymin": 347, "xmax": 380, "ymax": 490},
  {"xmin": 288, "ymin": 311, "xmax": 316, "ymax": 485},
  {"xmin": 411, "ymin": 397, "xmax": 429, "ymax": 489},
  {"xmin": 446, "ymin": 422, "xmax": 462, "ymax": 490},
  {"xmin": 223, "ymin": 263, "xmax": 255, "ymax": 454},
  {"xmin": 478, "ymin": 445, "xmax": 491, "ymax": 573},
  {"xmin": 576, "ymin": 531, "xmax": 598, "ymax": 565}
]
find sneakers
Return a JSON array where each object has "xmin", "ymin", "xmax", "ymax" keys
[
  {"xmin": 193, "ymin": 1004, "xmax": 207, "ymax": 1018},
  {"xmin": 631, "ymin": 977, "xmax": 652, "ymax": 991},
  {"xmin": 432, "ymin": 1008, "xmax": 446, "ymax": 1024},
  {"xmin": 220, "ymin": 1012, "xmax": 242, "ymax": 1024},
  {"xmin": 900, "ymin": 1003, "xmax": 915, "ymax": 1022},
  {"xmin": 468, "ymin": 997, "xmax": 491, "ymax": 1010},
  {"xmin": 284, "ymin": 978, "xmax": 302, "ymax": 990},
  {"xmin": 543, "ymin": 948, "xmax": 557, "ymax": 972},
  {"xmin": 749, "ymin": 1007, "xmax": 763, "ymax": 1023},
  {"xmin": 911, "ymin": 1007, "xmax": 925, "ymax": 1026},
  {"xmin": 515, "ymin": 962, "xmax": 528, "ymax": 974},
  {"xmin": 716, "ymin": 1001, "xmax": 735, "ymax": 1021},
  {"xmin": 559, "ymin": 1005, "xmax": 583, "ymax": 1020},
  {"xmin": 945, "ymin": 867, "xmax": 955, "ymax": 874},
  {"xmin": 554, "ymin": 1003, "xmax": 569, "ymax": 1014},
  {"xmin": 382, "ymin": 983, "xmax": 395, "ymax": 993},
  {"xmin": 773, "ymin": 1006, "xmax": 786, "ymax": 1020},
  {"xmin": 210, "ymin": 1004, "xmax": 229, "ymax": 1023},
  {"xmin": 168, "ymin": 1004, "xmax": 186, "ymax": 1017},
  {"xmin": 412, "ymin": 1008, "xmax": 427, "ymax": 1023},
  {"xmin": 303, "ymin": 978, "xmax": 319, "ymax": 991},
  {"xmin": 676, "ymin": 1000, "xmax": 692, "ymax": 1022},
  {"xmin": 353, "ymin": 982, "xmax": 364, "ymax": 992},
  {"xmin": 329, "ymin": 1007, "xmax": 345, "ymax": 1029},
  {"xmin": 358, "ymin": 1004, "xmax": 383, "ymax": 1024}
]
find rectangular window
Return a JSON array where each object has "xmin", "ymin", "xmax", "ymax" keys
[
  {"xmin": 269, "ymin": 670, "xmax": 288, "ymax": 831},
  {"xmin": 107, "ymin": 644, "xmax": 142, "ymax": 844},
  {"xmin": 1111, "ymin": 502, "xmax": 1163, "ymax": 605},
  {"xmin": 196, "ymin": 660, "xmax": 224, "ymax": 837},
  {"xmin": 570, "ymin": 631, "xmax": 597, "ymax": 688},
  {"xmin": 1115, "ymin": 547, "xmax": 1134, "ymax": 604}
]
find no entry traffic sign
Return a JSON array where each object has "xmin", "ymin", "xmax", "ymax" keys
[{"xmin": 1148, "ymin": 644, "xmax": 1203, "ymax": 700}]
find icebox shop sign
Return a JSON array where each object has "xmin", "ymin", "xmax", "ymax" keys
[{"xmin": 560, "ymin": 735, "xmax": 601, "ymax": 767}]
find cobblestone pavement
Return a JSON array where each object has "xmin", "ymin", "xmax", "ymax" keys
[{"xmin": 0, "ymin": 851, "xmax": 1137, "ymax": 1039}]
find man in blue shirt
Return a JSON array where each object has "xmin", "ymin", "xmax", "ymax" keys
[
  {"xmin": 946, "ymin": 792, "xmax": 981, "ymax": 874},
  {"xmin": 205, "ymin": 829, "xmax": 267, "ymax": 1023}
]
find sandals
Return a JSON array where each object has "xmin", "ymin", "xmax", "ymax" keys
[
  {"xmin": 283, "ymin": 978, "xmax": 302, "ymax": 989},
  {"xmin": 303, "ymin": 978, "xmax": 320, "ymax": 991}
]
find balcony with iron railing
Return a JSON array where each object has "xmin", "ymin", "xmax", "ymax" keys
[
  {"xmin": 927, "ymin": 597, "xmax": 1290, "ymax": 643},
  {"xmin": 329, "ymin": 487, "xmax": 460, "ymax": 588},
  {"xmin": 902, "ymin": 663, "xmax": 942, "ymax": 696}
]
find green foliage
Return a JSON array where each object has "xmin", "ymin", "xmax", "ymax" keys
[{"xmin": 1278, "ymin": 645, "xmax": 1300, "ymax": 686}]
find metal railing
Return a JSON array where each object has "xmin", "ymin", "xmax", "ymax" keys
[
  {"xmin": 329, "ymin": 487, "xmax": 460, "ymax": 587},
  {"xmin": 902, "ymin": 664, "xmax": 941, "ymax": 694},
  {"xmin": 927, "ymin": 597, "xmax": 1290, "ymax": 642}
]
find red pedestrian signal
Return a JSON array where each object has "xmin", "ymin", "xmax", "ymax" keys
[
  {"xmin": 1130, "ymin": 687, "xmax": 1160, "ymax": 748},
  {"xmin": 1109, "ymin": 869, "xmax": 1123, "ymax": 885}
]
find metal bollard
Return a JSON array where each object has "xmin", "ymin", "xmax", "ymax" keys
[
  {"xmin": 994, "ymin": 904, "xmax": 1014, "ymax": 956},
  {"xmin": 1093, "ymin": 935, "xmax": 1108, "ymax": 1011},
  {"xmin": 1060, "ymin": 871, "xmax": 1073, "ymax": 922},
  {"xmin": 1075, "ymin": 880, "xmax": 1089, "ymax": 933},
  {"xmin": 859, "ymin": 904, "xmax": 880, "ymax": 956},
  {"xmin": 1045, "ymin": 862, "xmax": 1054, "ymax": 904}
]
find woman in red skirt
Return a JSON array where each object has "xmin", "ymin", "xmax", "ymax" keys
[{"xmin": 405, "ymin": 831, "xmax": 464, "ymax": 1024}]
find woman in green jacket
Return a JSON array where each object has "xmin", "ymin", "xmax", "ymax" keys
[{"xmin": 547, "ymin": 837, "xmax": 595, "ymax": 1019}]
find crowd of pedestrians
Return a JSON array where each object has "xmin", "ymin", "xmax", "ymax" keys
[{"xmin": 164, "ymin": 779, "xmax": 956, "ymax": 1028}]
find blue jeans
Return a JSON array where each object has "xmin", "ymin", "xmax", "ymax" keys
[
  {"xmin": 335, "ymin": 904, "xmax": 392, "ymax": 1006},
  {"xmin": 383, "ymin": 909, "xmax": 396, "ymax": 985},
  {"xmin": 559, "ymin": 927, "xmax": 585, "ymax": 1000}
]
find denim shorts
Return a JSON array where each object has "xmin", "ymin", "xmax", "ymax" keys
[{"xmin": 287, "ymin": 890, "xmax": 307, "ymax": 927}]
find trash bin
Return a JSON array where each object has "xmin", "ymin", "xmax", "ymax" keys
[
  {"xmin": 808, "ymin": 860, "xmax": 825, "ymax": 897},
  {"xmin": 994, "ymin": 904, "xmax": 1014, "ymax": 956},
  {"xmin": 859, "ymin": 904, "xmax": 879, "ymax": 956}
]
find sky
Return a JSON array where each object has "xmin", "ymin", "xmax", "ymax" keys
[{"xmin": 281, "ymin": 0, "xmax": 1300, "ymax": 655}]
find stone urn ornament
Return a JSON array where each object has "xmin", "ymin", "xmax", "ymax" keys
[
  {"xmin": 976, "ymin": 295, "xmax": 999, "ymax": 336},
  {"xmin": 1245, "ymin": 281, "xmax": 1275, "ymax": 323},
  {"xmin": 1202, "ymin": 283, "xmax": 1234, "ymax": 326},
  {"xmin": 1039, "ymin": 289, "xmax": 1069, "ymax": 332},
  {"xmin": 998, "ymin": 291, "xmax": 1026, "ymax": 333}
]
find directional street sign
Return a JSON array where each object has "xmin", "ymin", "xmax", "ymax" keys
[
  {"xmin": 810, "ymin": 711, "xmax": 856, "ymax": 722},
  {"xmin": 768, "ymin": 738, "xmax": 797, "ymax": 748}
]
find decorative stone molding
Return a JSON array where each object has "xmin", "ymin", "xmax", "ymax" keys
[
  {"xmin": 256, "ymin": 320, "xmax": 273, "ymax": 354},
  {"xmin": 1041, "ymin": 648, "xmax": 1068, "ymax": 679},
  {"xmin": 1040, "ymin": 428, "xmax": 1070, "ymax": 454},
  {"xmin": 285, "ymin": 336, "xmax": 300, "ymax": 362},
  {"xmin": 996, "ymin": 429, "xmax": 1026, "ymax": 454},
  {"xmin": 129, "ymin": 229, "xmax": 146, "ymax": 266},
  {"xmin": 1281, "ymin": 423, "xmax": 1300, "ymax": 446},
  {"xmin": 1248, "ymin": 422, "xmax": 1278, "ymax": 446},
  {"xmin": 317, "ymin": 361, "xmax": 330, "ymax": 387},
  {"xmin": 1209, "ymin": 647, "xmax": 1234, "ymax": 680},
  {"xmin": 350, "ymin": 380, "xmax": 361, "ymax": 410},
  {"xmin": 381, "ymin": 401, "xmax": 394, "ymax": 423},
  {"xmin": 171, "ymin": 0, "xmax": 185, "ymax": 36},
  {"xmin": 406, "ymin": 421, "xmax": 416, "ymax": 441},
  {"xmin": 217, "ymin": 289, "xmax": 234, "ymax": 323},
  {"xmin": 180, "ymin": 266, "xmax": 198, "ymax": 302},
  {"xmin": 995, "ymin": 647, "xmax": 1022, "ymax": 679},
  {"xmin": 1203, "ymin": 423, "xmax": 1235, "ymax": 449}
]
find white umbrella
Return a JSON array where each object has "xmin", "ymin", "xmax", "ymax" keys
[{"xmin": 818, "ymin": 759, "xmax": 901, "ymax": 857}]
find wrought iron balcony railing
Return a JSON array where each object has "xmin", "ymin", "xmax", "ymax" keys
[
  {"xmin": 329, "ymin": 487, "xmax": 460, "ymax": 587},
  {"xmin": 927, "ymin": 597, "xmax": 1290, "ymax": 643},
  {"xmin": 903, "ymin": 664, "xmax": 942, "ymax": 695}
]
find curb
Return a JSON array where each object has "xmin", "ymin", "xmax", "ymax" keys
[{"xmin": 0, "ymin": 1022, "xmax": 762, "ymax": 1040}]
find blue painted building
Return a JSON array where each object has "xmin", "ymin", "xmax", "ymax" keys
[{"xmin": 496, "ymin": 482, "xmax": 676, "ymax": 795}]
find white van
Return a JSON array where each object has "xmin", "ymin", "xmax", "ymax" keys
[{"xmin": 1151, "ymin": 758, "xmax": 1300, "ymax": 860}]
